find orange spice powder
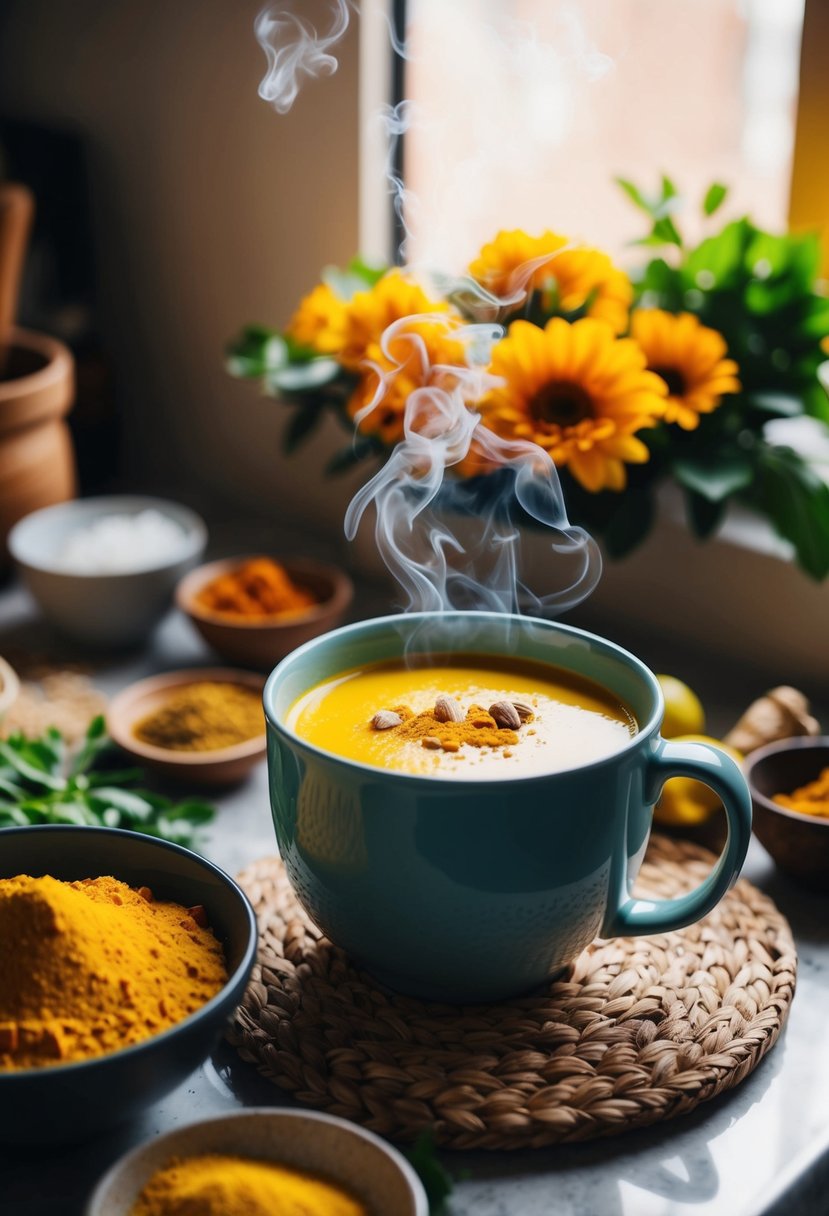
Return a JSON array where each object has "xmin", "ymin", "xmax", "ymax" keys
[
  {"xmin": 196, "ymin": 558, "xmax": 317, "ymax": 619},
  {"xmin": 773, "ymin": 766, "xmax": 829, "ymax": 820}
]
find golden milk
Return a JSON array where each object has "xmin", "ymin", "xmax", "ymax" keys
[{"xmin": 287, "ymin": 655, "xmax": 636, "ymax": 779}]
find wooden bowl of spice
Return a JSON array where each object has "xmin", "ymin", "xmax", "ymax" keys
[
  {"xmin": 176, "ymin": 555, "xmax": 354, "ymax": 672},
  {"xmin": 745, "ymin": 735, "xmax": 829, "ymax": 891},
  {"xmin": 108, "ymin": 668, "xmax": 266, "ymax": 785}
]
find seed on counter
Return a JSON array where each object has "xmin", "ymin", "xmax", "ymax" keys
[
  {"xmin": 371, "ymin": 710, "xmax": 402, "ymax": 731},
  {"xmin": 512, "ymin": 701, "xmax": 534, "ymax": 723},
  {"xmin": 421, "ymin": 736, "xmax": 442, "ymax": 750},
  {"xmin": 490, "ymin": 701, "xmax": 522, "ymax": 730},
  {"xmin": 434, "ymin": 694, "xmax": 464, "ymax": 723}
]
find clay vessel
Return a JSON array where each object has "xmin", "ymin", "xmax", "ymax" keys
[{"xmin": 0, "ymin": 326, "xmax": 76, "ymax": 564}]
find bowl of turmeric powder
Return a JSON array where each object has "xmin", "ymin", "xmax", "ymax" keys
[
  {"xmin": 745, "ymin": 736, "xmax": 829, "ymax": 890},
  {"xmin": 0, "ymin": 825, "xmax": 257, "ymax": 1143},
  {"xmin": 176, "ymin": 555, "xmax": 354, "ymax": 671},
  {"xmin": 108, "ymin": 667, "xmax": 267, "ymax": 785},
  {"xmin": 87, "ymin": 1109, "xmax": 428, "ymax": 1216}
]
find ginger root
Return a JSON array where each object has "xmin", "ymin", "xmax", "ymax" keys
[{"xmin": 724, "ymin": 686, "xmax": 820, "ymax": 755}]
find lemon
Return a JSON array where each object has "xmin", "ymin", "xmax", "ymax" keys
[
  {"xmin": 657, "ymin": 674, "xmax": 706, "ymax": 739},
  {"xmin": 655, "ymin": 734, "xmax": 743, "ymax": 826}
]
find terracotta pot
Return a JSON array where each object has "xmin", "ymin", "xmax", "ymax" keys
[{"xmin": 0, "ymin": 327, "xmax": 76, "ymax": 564}]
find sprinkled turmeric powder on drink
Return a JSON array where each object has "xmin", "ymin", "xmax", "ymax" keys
[
  {"xmin": 134, "ymin": 682, "xmax": 264, "ymax": 752},
  {"xmin": 774, "ymin": 766, "xmax": 829, "ymax": 819},
  {"xmin": 0, "ymin": 875, "xmax": 227, "ymax": 1070},
  {"xmin": 130, "ymin": 1155, "xmax": 366, "ymax": 1216},
  {"xmin": 196, "ymin": 557, "xmax": 317, "ymax": 619},
  {"xmin": 371, "ymin": 695, "xmax": 534, "ymax": 754}
]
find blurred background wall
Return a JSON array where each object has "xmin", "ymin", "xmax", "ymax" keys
[{"xmin": 0, "ymin": 0, "xmax": 363, "ymax": 531}]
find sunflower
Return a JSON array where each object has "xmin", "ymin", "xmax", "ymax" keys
[
  {"xmin": 470, "ymin": 317, "xmax": 667, "ymax": 492},
  {"xmin": 631, "ymin": 310, "xmax": 741, "ymax": 430},
  {"xmin": 468, "ymin": 229, "xmax": 632, "ymax": 334},
  {"xmin": 339, "ymin": 270, "xmax": 453, "ymax": 372},
  {"xmin": 285, "ymin": 282, "xmax": 349, "ymax": 356},
  {"xmin": 347, "ymin": 319, "xmax": 468, "ymax": 447}
]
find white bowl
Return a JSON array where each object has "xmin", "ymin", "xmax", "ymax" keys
[
  {"xmin": 8, "ymin": 496, "xmax": 207, "ymax": 648},
  {"xmin": 86, "ymin": 1109, "xmax": 429, "ymax": 1216}
]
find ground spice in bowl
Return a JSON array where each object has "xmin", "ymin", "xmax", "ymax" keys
[
  {"xmin": 774, "ymin": 766, "xmax": 829, "ymax": 819},
  {"xmin": 195, "ymin": 557, "xmax": 317, "ymax": 619},
  {"xmin": 133, "ymin": 682, "xmax": 264, "ymax": 752},
  {"xmin": 0, "ymin": 875, "xmax": 227, "ymax": 1070},
  {"xmin": 130, "ymin": 1155, "xmax": 366, "ymax": 1216}
]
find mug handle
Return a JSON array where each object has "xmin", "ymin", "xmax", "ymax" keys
[{"xmin": 608, "ymin": 737, "xmax": 753, "ymax": 937}]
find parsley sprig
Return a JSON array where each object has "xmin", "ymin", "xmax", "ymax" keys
[{"xmin": 0, "ymin": 715, "xmax": 215, "ymax": 847}]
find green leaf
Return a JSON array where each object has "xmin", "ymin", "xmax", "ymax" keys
[
  {"xmin": 744, "ymin": 391, "xmax": 804, "ymax": 418},
  {"xmin": 685, "ymin": 490, "xmax": 726, "ymax": 538},
  {"xmin": 0, "ymin": 741, "xmax": 65, "ymax": 790},
  {"xmin": 159, "ymin": 801, "xmax": 215, "ymax": 824},
  {"xmin": 282, "ymin": 405, "xmax": 324, "ymax": 455},
  {"xmin": 346, "ymin": 255, "xmax": 388, "ymax": 288},
  {"xmin": 672, "ymin": 454, "xmax": 754, "ymax": 502},
  {"xmin": 268, "ymin": 359, "xmax": 341, "ymax": 394},
  {"xmin": 71, "ymin": 715, "xmax": 110, "ymax": 776},
  {"xmin": 603, "ymin": 489, "xmax": 655, "ymax": 559},
  {"xmin": 616, "ymin": 176, "xmax": 652, "ymax": 215},
  {"xmin": 325, "ymin": 441, "xmax": 380, "ymax": 476},
  {"xmin": 703, "ymin": 182, "xmax": 728, "ymax": 216},
  {"xmin": 758, "ymin": 444, "xmax": 829, "ymax": 579},
  {"xmin": 650, "ymin": 216, "xmax": 682, "ymax": 247},
  {"xmin": 406, "ymin": 1131, "xmax": 454, "ymax": 1216},
  {"xmin": 87, "ymin": 788, "xmax": 156, "ymax": 819},
  {"xmin": 226, "ymin": 327, "xmax": 288, "ymax": 379}
]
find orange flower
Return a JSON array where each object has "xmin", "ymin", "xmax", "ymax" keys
[
  {"xmin": 339, "ymin": 270, "xmax": 453, "ymax": 372},
  {"xmin": 471, "ymin": 317, "xmax": 667, "ymax": 492},
  {"xmin": 631, "ymin": 310, "xmax": 740, "ymax": 430},
  {"xmin": 347, "ymin": 319, "xmax": 468, "ymax": 447},
  {"xmin": 285, "ymin": 282, "xmax": 348, "ymax": 355},
  {"xmin": 469, "ymin": 230, "xmax": 632, "ymax": 334}
]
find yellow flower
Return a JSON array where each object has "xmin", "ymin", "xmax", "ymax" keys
[
  {"xmin": 471, "ymin": 317, "xmax": 667, "ymax": 492},
  {"xmin": 631, "ymin": 310, "xmax": 741, "ymax": 431},
  {"xmin": 468, "ymin": 229, "xmax": 632, "ymax": 334},
  {"xmin": 347, "ymin": 319, "xmax": 467, "ymax": 447},
  {"xmin": 285, "ymin": 282, "xmax": 349, "ymax": 356},
  {"xmin": 339, "ymin": 270, "xmax": 452, "ymax": 372}
]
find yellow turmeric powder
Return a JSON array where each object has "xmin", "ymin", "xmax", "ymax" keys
[
  {"xmin": 130, "ymin": 1154, "xmax": 367, "ymax": 1216},
  {"xmin": 392, "ymin": 703, "xmax": 521, "ymax": 752},
  {"xmin": 0, "ymin": 875, "xmax": 227, "ymax": 1070},
  {"xmin": 133, "ymin": 682, "xmax": 264, "ymax": 752},
  {"xmin": 774, "ymin": 766, "xmax": 829, "ymax": 820},
  {"xmin": 196, "ymin": 557, "xmax": 317, "ymax": 619}
]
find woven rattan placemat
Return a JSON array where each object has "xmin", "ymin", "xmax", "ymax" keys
[{"xmin": 227, "ymin": 836, "xmax": 796, "ymax": 1149}]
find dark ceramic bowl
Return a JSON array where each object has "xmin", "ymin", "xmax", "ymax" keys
[
  {"xmin": 744, "ymin": 736, "xmax": 829, "ymax": 892},
  {"xmin": 0, "ymin": 826, "xmax": 256, "ymax": 1144}
]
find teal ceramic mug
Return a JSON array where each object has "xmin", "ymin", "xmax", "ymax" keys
[{"xmin": 264, "ymin": 612, "xmax": 752, "ymax": 1003}]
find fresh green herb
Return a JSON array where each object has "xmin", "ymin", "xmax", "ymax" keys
[
  {"xmin": 407, "ymin": 1130, "xmax": 457, "ymax": 1215},
  {"xmin": 0, "ymin": 716, "xmax": 215, "ymax": 848}
]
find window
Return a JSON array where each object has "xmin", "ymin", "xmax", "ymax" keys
[{"xmin": 393, "ymin": 0, "xmax": 805, "ymax": 267}]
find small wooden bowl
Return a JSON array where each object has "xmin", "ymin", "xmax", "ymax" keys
[
  {"xmin": 107, "ymin": 668, "xmax": 266, "ymax": 786},
  {"xmin": 744, "ymin": 736, "xmax": 829, "ymax": 892},
  {"xmin": 176, "ymin": 556, "xmax": 354, "ymax": 673}
]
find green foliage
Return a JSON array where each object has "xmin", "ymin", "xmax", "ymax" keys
[
  {"xmin": 406, "ymin": 1131, "xmax": 456, "ymax": 1215},
  {"xmin": 0, "ymin": 717, "xmax": 215, "ymax": 847}
]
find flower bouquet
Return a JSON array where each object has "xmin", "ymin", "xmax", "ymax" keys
[{"xmin": 228, "ymin": 177, "xmax": 829, "ymax": 579}]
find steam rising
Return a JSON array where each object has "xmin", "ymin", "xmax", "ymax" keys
[
  {"xmin": 255, "ymin": 2, "xmax": 607, "ymax": 618},
  {"xmin": 344, "ymin": 313, "xmax": 601, "ymax": 615},
  {"xmin": 255, "ymin": 0, "xmax": 352, "ymax": 114}
]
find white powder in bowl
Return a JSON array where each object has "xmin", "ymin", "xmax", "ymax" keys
[{"xmin": 58, "ymin": 510, "xmax": 188, "ymax": 574}]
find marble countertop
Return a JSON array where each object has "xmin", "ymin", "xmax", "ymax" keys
[{"xmin": 1, "ymin": 578, "xmax": 827, "ymax": 1216}]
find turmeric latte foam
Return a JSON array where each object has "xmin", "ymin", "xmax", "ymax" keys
[{"xmin": 287, "ymin": 655, "xmax": 636, "ymax": 779}]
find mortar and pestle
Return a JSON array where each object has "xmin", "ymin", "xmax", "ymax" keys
[{"xmin": 0, "ymin": 183, "xmax": 76, "ymax": 567}]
